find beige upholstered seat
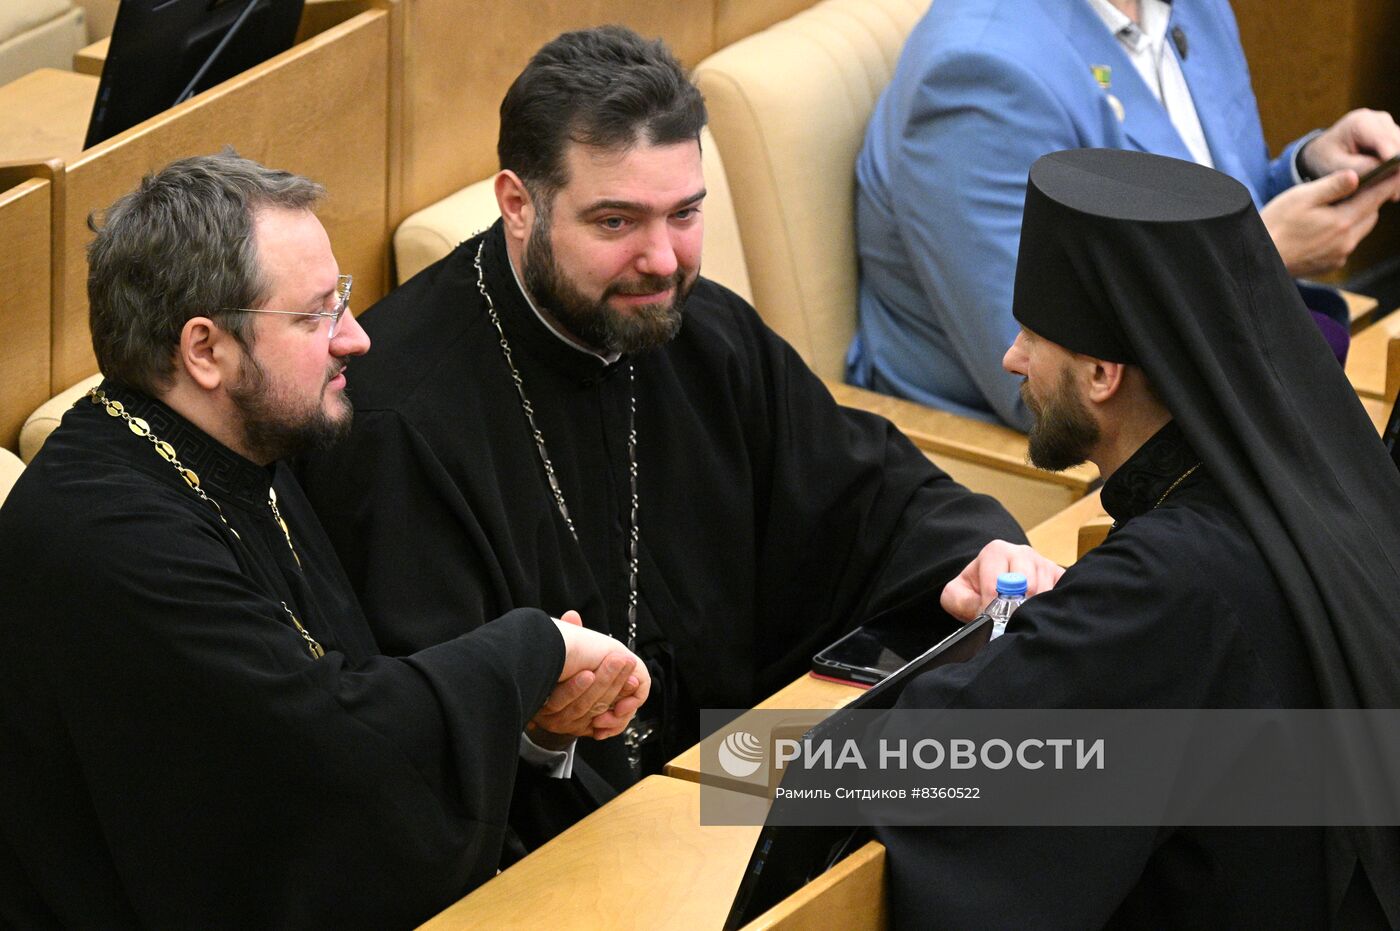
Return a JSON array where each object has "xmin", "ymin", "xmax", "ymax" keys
[
  {"xmin": 0, "ymin": 0, "xmax": 87, "ymax": 86},
  {"xmin": 20, "ymin": 372, "xmax": 99, "ymax": 463},
  {"xmin": 0, "ymin": 446, "xmax": 24, "ymax": 505},
  {"xmin": 692, "ymin": 0, "xmax": 929, "ymax": 380},
  {"xmin": 394, "ymin": 126, "xmax": 753, "ymax": 303}
]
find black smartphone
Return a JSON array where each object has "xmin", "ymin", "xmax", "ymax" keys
[
  {"xmin": 811, "ymin": 611, "xmax": 961, "ymax": 687},
  {"xmin": 1350, "ymin": 154, "xmax": 1400, "ymax": 196}
]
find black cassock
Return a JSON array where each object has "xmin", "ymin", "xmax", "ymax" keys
[
  {"xmin": 879, "ymin": 422, "xmax": 1329, "ymax": 929},
  {"xmin": 0, "ymin": 384, "xmax": 564, "ymax": 929},
  {"xmin": 300, "ymin": 221, "xmax": 1021, "ymax": 798}
]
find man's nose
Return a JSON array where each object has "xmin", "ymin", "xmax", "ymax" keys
[{"xmin": 332, "ymin": 310, "xmax": 371, "ymax": 358}]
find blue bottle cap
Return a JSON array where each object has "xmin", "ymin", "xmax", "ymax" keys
[{"xmin": 996, "ymin": 572, "xmax": 1028, "ymax": 597}]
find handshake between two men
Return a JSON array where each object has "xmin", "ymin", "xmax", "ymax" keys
[{"xmin": 537, "ymin": 612, "xmax": 652, "ymax": 749}]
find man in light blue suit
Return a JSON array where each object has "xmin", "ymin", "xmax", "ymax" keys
[{"xmin": 849, "ymin": 0, "xmax": 1400, "ymax": 430}]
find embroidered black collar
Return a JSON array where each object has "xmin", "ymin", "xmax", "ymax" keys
[
  {"xmin": 90, "ymin": 380, "xmax": 276, "ymax": 509},
  {"xmin": 1100, "ymin": 419, "xmax": 1202, "ymax": 525}
]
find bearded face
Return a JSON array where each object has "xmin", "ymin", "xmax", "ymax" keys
[
  {"xmin": 227, "ymin": 347, "xmax": 352, "ymax": 463},
  {"xmin": 1022, "ymin": 366, "xmax": 1101, "ymax": 472},
  {"xmin": 522, "ymin": 210, "xmax": 692, "ymax": 356}
]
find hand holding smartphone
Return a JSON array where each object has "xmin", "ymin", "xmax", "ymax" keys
[{"xmin": 1340, "ymin": 154, "xmax": 1400, "ymax": 202}]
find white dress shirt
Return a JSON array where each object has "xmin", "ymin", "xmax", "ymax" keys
[{"xmin": 1085, "ymin": 0, "xmax": 1216, "ymax": 169}]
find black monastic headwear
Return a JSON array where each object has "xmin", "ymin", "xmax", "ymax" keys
[{"xmin": 1013, "ymin": 148, "xmax": 1400, "ymax": 927}]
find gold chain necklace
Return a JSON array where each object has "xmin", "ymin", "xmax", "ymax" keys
[
  {"xmin": 1153, "ymin": 462, "xmax": 1201, "ymax": 509},
  {"xmin": 87, "ymin": 388, "xmax": 324, "ymax": 659}
]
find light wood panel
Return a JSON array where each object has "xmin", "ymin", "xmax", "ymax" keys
[
  {"xmin": 72, "ymin": 36, "xmax": 106, "ymax": 76},
  {"xmin": 0, "ymin": 69, "xmax": 99, "ymax": 164},
  {"xmin": 1026, "ymin": 489, "xmax": 1108, "ymax": 570},
  {"xmin": 714, "ymin": 0, "xmax": 821, "ymax": 49},
  {"xmin": 50, "ymin": 10, "xmax": 394, "ymax": 392},
  {"xmin": 1346, "ymin": 309, "xmax": 1400, "ymax": 403},
  {"xmin": 0, "ymin": 174, "xmax": 53, "ymax": 452},
  {"xmin": 419, "ymin": 776, "xmax": 767, "ymax": 930},
  {"xmin": 666, "ymin": 674, "xmax": 861, "ymax": 792},
  {"xmin": 1346, "ymin": 289, "xmax": 1380, "ymax": 333}
]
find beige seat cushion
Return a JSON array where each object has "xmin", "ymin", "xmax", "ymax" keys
[
  {"xmin": 394, "ymin": 127, "xmax": 753, "ymax": 304},
  {"xmin": 20, "ymin": 371, "xmax": 100, "ymax": 463},
  {"xmin": 0, "ymin": 446, "xmax": 23, "ymax": 505},
  {"xmin": 0, "ymin": 1, "xmax": 86, "ymax": 86},
  {"xmin": 693, "ymin": 0, "xmax": 929, "ymax": 379},
  {"xmin": 0, "ymin": 0, "xmax": 73, "ymax": 41}
]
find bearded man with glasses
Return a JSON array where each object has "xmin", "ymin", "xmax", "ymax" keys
[{"xmin": 0, "ymin": 151, "xmax": 650, "ymax": 928}]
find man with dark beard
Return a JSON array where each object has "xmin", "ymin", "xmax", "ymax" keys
[
  {"xmin": 880, "ymin": 148, "xmax": 1400, "ymax": 928},
  {"xmin": 0, "ymin": 152, "xmax": 652, "ymax": 928},
  {"xmin": 298, "ymin": 25, "xmax": 1033, "ymax": 845}
]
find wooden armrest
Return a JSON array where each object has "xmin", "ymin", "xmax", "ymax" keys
[
  {"xmin": 1342, "ymin": 288, "xmax": 1379, "ymax": 333},
  {"xmin": 741, "ymin": 840, "xmax": 888, "ymax": 930},
  {"xmin": 1342, "ymin": 289, "xmax": 1380, "ymax": 334},
  {"xmin": 72, "ymin": 37, "xmax": 108, "ymax": 77},
  {"xmin": 825, "ymin": 380, "xmax": 1099, "ymax": 529},
  {"xmin": 1026, "ymin": 489, "xmax": 1107, "ymax": 568},
  {"xmin": 1345, "ymin": 307, "xmax": 1400, "ymax": 402},
  {"xmin": 1077, "ymin": 514, "xmax": 1114, "ymax": 559}
]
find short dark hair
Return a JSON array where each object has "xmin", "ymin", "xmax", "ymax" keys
[
  {"xmin": 87, "ymin": 150, "xmax": 324, "ymax": 395},
  {"xmin": 497, "ymin": 25, "xmax": 707, "ymax": 203}
]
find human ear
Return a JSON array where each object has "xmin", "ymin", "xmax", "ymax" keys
[
  {"xmin": 1086, "ymin": 359, "xmax": 1125, "ymax": 403},
  {"xmin": 178, "ymin": 317, "xmax": 242, "ymax": 391},
  {"xmin": 495, "ymin": 170, "xmax": 536, "ymax": 243}
]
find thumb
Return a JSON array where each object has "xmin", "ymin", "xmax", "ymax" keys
[
  {"xmin": 559, "ymin": 610, "xmax": 583, "ymax": 627},
  {"xmin": 1310, "ymin": 169, "xmax": 1359, "ymax": 205}
]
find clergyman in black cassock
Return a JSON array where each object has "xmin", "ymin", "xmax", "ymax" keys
[
  {"xmin": 0, "ymin": 388, "xmax": 568, "ymax": 928},
  {"xmin": 300, "ymin": 219, "xmax": 1024, "ymax": 791},
  {"xmin": 879, "ymin": 149, "xmax": 1400, "ymax": 928}
]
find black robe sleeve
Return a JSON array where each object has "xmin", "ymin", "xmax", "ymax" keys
[
  {"xmin": 0, "ymin": 473, "xmax": 564, "ymax": 929},
  {"xmin": 723, "ymin": 293, "xmax": 1027, "ymax": 701}
]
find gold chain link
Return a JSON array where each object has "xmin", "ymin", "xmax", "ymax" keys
[{"xmin": 87, "ymin": 388, "xmax": 324, "ymax": 660}]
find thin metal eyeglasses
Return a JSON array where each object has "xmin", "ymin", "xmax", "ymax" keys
[{"xmin": 223, "ymin": 274, "xmax": 353, "ymax": 338}]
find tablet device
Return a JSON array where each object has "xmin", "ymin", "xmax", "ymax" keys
[{"xmin": 724, "ymin": 615, "xmax": 993, "ymax": 929}]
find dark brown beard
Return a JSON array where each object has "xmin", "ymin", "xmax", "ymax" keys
[
  {"xmin": 228, "ymin": 352, "xmax": 352, "ymax": 462},
  {"xmin": 1023, "ymin": 368, "xmax": 1100, "ymax": 472},
  {"xmin": 522, "ymin": 214, "xmax": 691, "ymax": 355}
]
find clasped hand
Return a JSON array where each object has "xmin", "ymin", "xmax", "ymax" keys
[{"xmin": 530, "ymin": 611, "xmax": 651, "ymax": 749}]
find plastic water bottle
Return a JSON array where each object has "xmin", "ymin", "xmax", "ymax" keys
[{"xmin": 981, "ymin": 572, "xmax": 1027, "ymax": 640}]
